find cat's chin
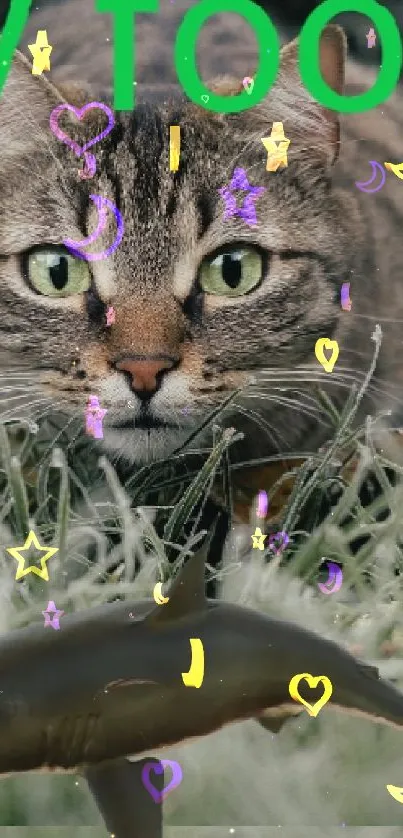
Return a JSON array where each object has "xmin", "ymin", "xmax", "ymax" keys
[{"xmin": 100, "ymin": 426, "xmax": 191, "ymax": 465}]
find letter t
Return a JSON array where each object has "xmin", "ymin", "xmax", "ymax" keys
[{"xmin": 95, "ymin": 0, "xmax": 159, "ymax": 111}]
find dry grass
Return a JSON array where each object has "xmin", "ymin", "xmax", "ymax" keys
[{"xmin": 1, "ymin": 343, "xmax": 403, "ymax": 829}]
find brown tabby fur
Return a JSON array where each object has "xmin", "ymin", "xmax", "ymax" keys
[{"xmin": 1, "ymin": 0, "xmax": 403, "ymax": 508}]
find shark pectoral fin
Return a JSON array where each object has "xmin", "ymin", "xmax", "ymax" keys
[
  {"xmin": 147, "ymin": 542, "xmax": 208, "ymax": 625},
  {"xmin": 84, "ymin": 757, "xmax": 163, "ymax": 838},
  {"xmin": 257, "ymin": 705, "xmax": 303, "ymax": 734},
  {"xmin": 257, "ymin": 716, "xmax": 290, "ymax": 734}
]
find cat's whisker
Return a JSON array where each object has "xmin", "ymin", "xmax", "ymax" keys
[
  {"xmin": 240, "ymin": 393, "xmax": 329, "ymax": 426},
  {"xmin": 235, "ymin": 405, "xmax": 286, "ymax": 452},
  {"xmin": 29, "ymin": 408, "xmax": 86, "ymax": 468},
  {"xmin": 251, "ymin": 378, "xmax": 399, "ymax": 409},
  {"xmin": 246, "ymin": 391, "xmax": 336, "ymax": 417},
  {"xmin": 364, "ymin": 385, "xmax": 403, "ymax": 405},
  {"xmin": 290, "ymin": 389, "xmax": 335, "ymax": 412},
  {"xmin": 256, "ymin": 368, "xmax": 373, "ymax": 388},
  {"xmin": 247, "ymin": 368, "xmax": 395, "ymax": 405},
  {"xmin": 256, "ymin": 365, "xmax": 357, "ymax": 377},
  {"xmin": 0, "ymin": 390, "xmax": 49, "ymax": 405},
  {"xmin": 308, "ymin": 369, "xmax": 402, "ymax": 401},
  {"xmin": 0, "ymin": 398, "xmax": 51, "ymax": 422},
  {"xmin": 0, "ymin": 381, "xmax": 39, "ymax": 390},
  {"xmin": 251, "ymin": 374, "xmax": 358, "ymax": 390},
  {"xmin": 0, "ymin": 371, "xmax": 37, "ymax": 377},
  {"xmin": 41, "ymin": 398, "xmax": 88, "ymax": 422},
  {"xmin": 0, "ymin": 387, "xmax": 43, "ymax": 396},
  {"xmin": 249, "ymin": 379, "xmax": 339, "ymax": 390},
  {"xmin": 280, "ymin": 400, "xmax": 329, "ymax": 425},
  {"xmin": 238, "ymin": 392, "xmax": 330, "ymax": 449},
  {"xmin": 250, "ymin": 355, "xmax": 403, "ymax": 413},
  {"xmin": 238, "ymin": 394, "xmax": 325, "ymax": 440},
  {"xmin": 271, "ymin": 399, "xmax": 326, "ymax": 423},
  {"xmin": 334, "ymin": 357, "xmax": 403, "ymax": 386},
  {"xmin": 1, "ymin": 392, "xmax": 73, "ymax": 417},
  {"xmin": 260, "ymin": 363, "xmax": 360, "ymax": 374}
]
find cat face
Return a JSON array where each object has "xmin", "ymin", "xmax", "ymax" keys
[{"xmin": 0, "ymin": 28, "xmax": 361, "ymax": 465}]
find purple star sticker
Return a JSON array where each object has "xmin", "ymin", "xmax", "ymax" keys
[
  {"xmin": 42, "ymin": 600, "xmax": 64, "ymax": 630},
  {"xmin": 219, "ymin": 167, "xmax": 266, "ymax": 227}
]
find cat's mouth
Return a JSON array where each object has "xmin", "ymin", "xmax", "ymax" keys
[
  {"xmin": 110, "ymin": 415, "xmax": 177, "ymax": 431},
  {"xmin": 101, "ymin": 408, "xmax": 193, "ymax": 464},
  {"xmin": 95, "ymin": 391, "xmax": 196, "ymax": 466}
]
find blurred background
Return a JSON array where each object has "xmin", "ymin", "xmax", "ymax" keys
[
  {"xmin": 1, "ymin": 0, "xmax": 402, "ymax": 100},
  {"xmin": 2, "ymin": 0, "xmax": 402, "ymax": 66}
]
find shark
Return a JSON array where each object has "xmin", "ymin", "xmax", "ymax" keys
[{"xmin": 1, "ymin": 545, "xmax": 403, "ymax": 836}]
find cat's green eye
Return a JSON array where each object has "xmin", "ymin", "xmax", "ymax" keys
[
  {"xmin": 199, "ymin": 247, "xmax": 263, "ymax": 297},
  {"xmin": 26, "ymin": 249, "xmax": 91, "ymax": 297}
]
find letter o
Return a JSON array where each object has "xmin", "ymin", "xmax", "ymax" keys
[
  {"xmin": 299, "ymin": 0, "xmax": 402, "ymax": 113},
  {"xmin": 174, "ymin": 0, "xmax": 280, "ymax": 113}
]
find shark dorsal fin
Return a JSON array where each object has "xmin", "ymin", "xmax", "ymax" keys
[{"xmin": 148, "ymin": 544, "xmax": 208, "ymax": 623}]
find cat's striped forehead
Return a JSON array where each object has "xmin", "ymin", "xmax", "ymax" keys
[
  {"xmin": 90, "ymin": 97, "xmax": 337, "ymax": 305},
  {"xmin": 99, "ymin": 102, "xmax": 222, "ymax": 240}
]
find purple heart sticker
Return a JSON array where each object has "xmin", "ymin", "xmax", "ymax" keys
[
  {"xmin": 49, "ymin": 101, "xmax": 115, "ymax": 158},
  {"xmin": 268, "ymin": 531, "xmax": 289, "ymax": 555},
  {"xmin": 141, "ymin": 759, "xmax": 183, "ymax": 804}
]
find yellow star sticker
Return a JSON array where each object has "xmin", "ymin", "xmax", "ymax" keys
[
  {"xmin": 6, "ymin": 530, "xmax": 58, "ymax": 581},
  {"xmin": 28, "ymin": 30, "xmax": 52, "ymax": 76},
  {"xmin": 251, "ymin": 527, "xmax": 267, "ymax": 550},
  {"xmin": 385, "ymin": 162, "xmax": 403, "ymax": 180},
  {"xmin": 261, "ymin": 122, "xmax": 290, "ymax": 172}
]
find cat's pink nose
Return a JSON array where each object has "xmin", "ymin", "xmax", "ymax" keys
[{"xmin": 115, "ymin": 356, "xmax": 177, "ymax": 397}]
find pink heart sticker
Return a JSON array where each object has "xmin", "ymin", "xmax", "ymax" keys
[
  {"xmin": 49, "ymin": 101, "xmax": 115, "ymax": 158},
  {"xmin": 242, "ymin": 77, "xmax": 254, "ymax": 95}
]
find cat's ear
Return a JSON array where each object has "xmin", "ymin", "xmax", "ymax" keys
[
  {"xmin": 0, "ymin": 50, "xmax": 66, "ymax": 161},
  {"xmin": 209, "ymin": 24, "xmax": 346, "ymax": 168},
  {"xmin": 278, "ymin": 24, "xmax": 345, "ymax": 163},
  {"xmin": 0, "ymin": 50, "xmax": 96, "ymax": 165}
]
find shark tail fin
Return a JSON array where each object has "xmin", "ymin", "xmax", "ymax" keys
[{"xmin": 84, "ymin": 757, "xmax": 163, "ymax": 838}]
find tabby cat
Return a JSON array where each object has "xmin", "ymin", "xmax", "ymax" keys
[{"xmin": 1, "ymin": 19, "xmax": 403, "ymax": 471}]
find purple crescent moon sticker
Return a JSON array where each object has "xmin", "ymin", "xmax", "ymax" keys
[{"xmin": 63, "ymin": 195, "xmax": 124, "ymax": 262}]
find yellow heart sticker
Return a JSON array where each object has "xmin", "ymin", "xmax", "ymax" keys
[
  {"xmin": 288, "ymin": 672, "xmax": 333, "ymax": 717},
  {"xmin": 314, "ymin": 338, "xmax": 339, "ymax": 373}
]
